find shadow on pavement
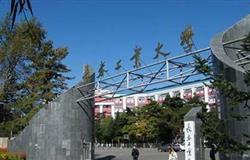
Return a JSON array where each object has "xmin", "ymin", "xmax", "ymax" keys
[{"xmin": 95, "ymin": 155, "xmax": 116, "ymax": 160}]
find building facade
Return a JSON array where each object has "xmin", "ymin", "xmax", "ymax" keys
[{"xmin": 94, "ymin": 80, "xmax": 216, "ymax": 118}]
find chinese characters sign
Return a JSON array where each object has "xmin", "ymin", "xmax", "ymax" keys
[{"xmin": 184, "ymin": 121, "xmax": 195, "ymax": 160}]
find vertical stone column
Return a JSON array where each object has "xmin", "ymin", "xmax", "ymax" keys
[
  {"xmin": 122, "ymin": 97, "xmax": 126, "ymax": 110},
  {"xmin": 180, "ymin": 89, "xmax": 184, "ymax": 99},
  {"xmin": 134, "ymin": 95, "xmax": 138, "ymax": 107},
  {"xmin": 204, "ymin": 86, "xmax": 209, "ymax": 103},
  {"xmin": 99, "ymin": 105, "xmax": 103, "ymax": 113},
  {"xmin": 184, "ymin": 107, "xmax": 203, "ymax": 160},
  {"xmin": 111, "ymin": 105, "xmax": 115, "ymax": 118},
  {"xmin": 204, "ymin": 86, "xmax": 210, "ymax": 111},
  {"xmin": 210, "ymin": 15, "xmax": 250, "ymax": 160},
  {"xmin": 155, "ymin": 94, "xmax": 159, "ymax": 102},
  {"xmin": 169, "ymin": 91, "xmax": 173, "ymax": 97},
  {"xmin": 191, "ymin": 87, "xmax": 196, "ymax": 97}
]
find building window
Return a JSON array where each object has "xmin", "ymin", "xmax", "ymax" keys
[
  {"xmin": 184, "ymin": 89, "xmax": 192, "ymax": 99},
  {"xmin": 195, "ymin": 86, "xmax": 204, "ymax": 96},
  {"xmin": 138, "ymin": 97, "xmax": 145, "ymax": 103},
  {"xmin": 127, "ymin": 97, "xmax": 134, "ymax": 103}
]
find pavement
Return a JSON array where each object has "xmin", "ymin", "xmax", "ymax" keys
[
  {"xmin": 94, "ymin": 147, "xmax": 218, "ymax": 160},
  {"xmin": 95, "ymin": 147, "xmax": 185, "ymax": 160}
]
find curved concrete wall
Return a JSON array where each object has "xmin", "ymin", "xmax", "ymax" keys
[
  {"xmin": 211, "ymin": 15, "xmax": 250, "ymax": 160},
  {"xmin": 211, "ymin": 15, "xmax": 250, "ymax": 73},
  {"xmin": 8, "ymin": 79, "xmax": 95, "ymax": 160}
]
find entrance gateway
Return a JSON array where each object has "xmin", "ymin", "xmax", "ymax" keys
[{"xmin": 8, "ymin": 15, "xmax": 250, "ymax": 160}]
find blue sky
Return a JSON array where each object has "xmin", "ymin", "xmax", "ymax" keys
[{"xmin": 1, "ymin": 0, "xmax": 250, "ymax": 87}]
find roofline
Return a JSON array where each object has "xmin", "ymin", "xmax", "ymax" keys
[{"xmin": 96, "ymin": 79, "xmax": 211, "ymax": 98}]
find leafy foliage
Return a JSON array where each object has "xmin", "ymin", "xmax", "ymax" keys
[
  {"xmin": 95, "ymin": 116, "xmax": 114, "ymax": 143},
  {"xmin": 198, "ymin": 107, "xmax": 249, "ymax": 153},
  {"xmin": 83, "ymin": 64, "xmax": 92, "ymax": 83},
  {"xmin": 193, "ymin": 54, "xmax": 212, "ymax": 76},
  {"xmin": 241, "ymin": 32, "xmax": 250, "ymax": 52},
  {"xmin": 95, "ymin": 96, "xmax": 196, "ymax": 144},
  {"xmin": 0, "ymin": 152, "xmax": 26, "ymax": 160},
  {"xmin": 0, "ymin": 16, "xmax": 71, "ymax": 137},
  {"xmin": 194, "ymin": 33, "xmax": 250, "ymax": 153}
]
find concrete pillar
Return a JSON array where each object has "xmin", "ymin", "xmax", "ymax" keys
[
  {"xmin": 204, "ymin": 86, "xmax": 209, "ymax": 103},
  {"xmin": 111, "ymin": 105, "xmax": 115, "ymax": 118},
  {"xmin": 122, "ymin": 97, "xmax": 126, "ymax": 110},
  {"xmin": 191, "ymin": 87, "xmax": 196, "ymax": 97},
  {"xmin": 184, "ymin": 107, "xmax": 203, "ymax": 160},
  {"xmin": 155, "ymin": 94, "xmax": 159, "ymax": 101},
  {"xmin": 134, "ymin": 95, "xmax": 138, "ymax": 107},
  {"xmin": 169, "ymin": 91, "xmax": 173, "ymax": 97},
  {"xmin": 99, "ymin": 105, "xmax": 103, "ymax": 113},
  {"xmin": 180, "ymin": 89, "xmax": 184, "ymax": 99},
  {"xmin": 204, "ymin": 86, "xmax": 210, "ymax": 111}
]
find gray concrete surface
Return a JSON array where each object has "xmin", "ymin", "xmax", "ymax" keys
[
  {"xmin": 95, "ymin": 148, "xmax": 217, "ymax": 160},
  {"xmin": 95, "ymin": 148, "xmax": 183, "ymax": 160},
  {"xmin": 211, "ymin": 14, "xmax": 250, "ymax": 160},
  {"xmin": 8, "ymin": 75, "xmax": 95, "ymax": 160}
]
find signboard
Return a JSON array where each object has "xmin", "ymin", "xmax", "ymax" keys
[{"xmin": 184, "ymin": 121, "xmax": 195, "ymax": 160}]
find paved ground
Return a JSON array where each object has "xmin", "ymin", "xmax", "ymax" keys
[
  {"xmin": 95, "ymin": 147, "xmax": 185, "ymax": 160},
  {"xmin": 95, "ymin": 147, "xmax": 218, "ymax": 160}
]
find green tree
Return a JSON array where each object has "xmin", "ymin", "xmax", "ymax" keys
[
  {"xmin": 194, "ymin": 34, "xmax": 250, "ymax": 153},
  {"xmin": 83, "ymin": 64, "xmax": 92, "ymax": 83},
  {"xmin": 0, "ymin": 17, "xmax": 71, "ymax": 136},
  {"xmin": 122, "ymin": 99, "xmax": 192, "ymax": 143},
  {"xmin": 94, "ymin": 98, "xmax": 196, "ymax": 144},
  {"xmin": 159, "ymin": 95, "xmax": 193, "ymax": 143},
  {"xmin": 100, "ymin": 117, "xmax": 114, "ymax": 143},
  {"xmin": 112, "ymin": 112, "xmax": 129, "ymax": 142},
  {"xmin": 136, "ymin": 101, "xmax": 162, "ymax": 141},
  {"xmin": 95, "ymin": 114, "xmax": 104, "ymax": 142}
]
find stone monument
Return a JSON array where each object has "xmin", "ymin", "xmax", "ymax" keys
[{"xmin": 8, "ymin": 74, "xmax": 95, "ymax": 160}]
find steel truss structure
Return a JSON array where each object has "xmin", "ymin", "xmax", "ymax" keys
[
  {"xmin": 223, "ymin": 37, "xmax": 250, "ymax": 69},
  {"xmin": 77, "ymin": 37, "xmax": 246, "ymax": 103}
]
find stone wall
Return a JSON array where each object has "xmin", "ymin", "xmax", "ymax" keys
[
  {"xmin": 211, "ymin": 15, "xmax": 250, "ymax": 160},
  {"xmin": 8, "ymin": 80, "xmax": 95, "ymax": 160}
]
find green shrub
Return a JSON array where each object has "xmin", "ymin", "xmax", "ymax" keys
[{"xmin": 0, "ymin": 152, "xmax": 26, "ymax": 160}]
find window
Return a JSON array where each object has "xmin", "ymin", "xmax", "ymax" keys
[
  {"xmin": 195, "ymin": 86, "xmax": 204, "ymax": 96},
  {"xmin": 184, "ymin": 89, "xmax": 192, "ymax": 99},
  {"xmin": 138, "ymin": 97, "xmax": 146, "ymax": 104},
  {"xmin": 127, "ymin": 97, "xmax": 134, "ymax": 103}
]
